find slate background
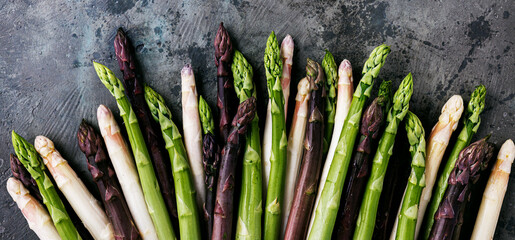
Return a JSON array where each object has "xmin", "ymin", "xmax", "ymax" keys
[{"xmin": 0, "ymin": 0, "xmax": 513, "ymax": 239}]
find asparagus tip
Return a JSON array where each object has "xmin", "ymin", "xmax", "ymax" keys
[{"xmin": 281, "ymin": 34, "xmax": 294, "ymax": 59}]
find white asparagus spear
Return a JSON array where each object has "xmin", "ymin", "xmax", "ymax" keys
[
  {"xmin": 181, "ymin": 64, "xmax": 206, "ymax": 208},
  {"xmin": 389, "ymin": 95, "xmax": 464, "ymax": 239},
  {"xmin": 97, "ymin": 105, "xmax": 159, "ymax": 240},
  {"xmin": 307, "ymin": 59, "xmax": 354, "ymax": 235},
  {"xmin": 281, "ymin": 78, "xmax": 311, "ymax": 236},
  {"xmin": 34, "ymin": 135, "xmax": 114, "ymax": 240},
  {"xmin": 262, "ymin": 35, "xmax": 294, "ymax": 194},
  {"xmin": 7, "ymin": 177, "xmax": 62, "ymax": 240},
  {"xmin": 471, "ymin": 139, "xmax": 515, "ymax": 240}
]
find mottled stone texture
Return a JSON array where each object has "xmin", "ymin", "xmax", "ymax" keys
[{"xmin": 0, "ymin": 0, "xmax": 513, "ymax": 239}]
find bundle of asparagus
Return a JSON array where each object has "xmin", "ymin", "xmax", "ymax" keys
[
  {"xmin": 334, "ymin": 80, "xmax": 392, "ymax": 240},
  {"xmin": 429, "ymin": 137, "xmax": 494, "ymax": 240},
  {"xmin": 354, "ymin": 73, "xmax": 414, "ymax": 240},
  {"xmin": 94, "ymin": 62, "xmax": 176, "ymax": 240},
  {"xmin": 114, "ymin": 29, "xmax": 178, "ymax": 228},
  {"xmin": 97, "ymin": 105, "xmax": 159, "ymax": 239},
  {"xmin": 421, "ymin": 85, "xmax": 486, "ymax": 239},
  {"xmin": 212, "ymin": 97, "xmax": 257, "ymax": 240},
  {"xmin": 77, "ymin": 121, "xmax": 140, "ymax": 240},
  {"xmin": 309, "ymin": 44, "xmax": 391, "ymax": 239},
  {"xmin": 12, "ymin": 131, "xmax": 81, "ymax": 240},
  {"xmin": 284, "ymin": 58, "xmax": 326, "ymax": 240},
  {"xmin": 144, "ymin": 86, "xmax": 202, "ymax": 240}
]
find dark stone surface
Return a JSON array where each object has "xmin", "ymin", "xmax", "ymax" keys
[{"xmin": 0, "ymin": 0, "xmax": 513, "ymax": 239}]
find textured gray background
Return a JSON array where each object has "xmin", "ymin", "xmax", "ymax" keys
[{"xmin": 0, "ymin": 0, "xmax": 513, "ymax": 239}]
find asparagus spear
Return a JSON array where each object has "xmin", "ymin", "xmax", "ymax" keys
[
  {"xmin": 263, "ymin": 35, "xmax": 294, "ymax": 191},
  {"xmin": 322, "ymin": 50, "xmax": 338, "ymax": 155},
  {"xmin": 199, "ymin": 96, "xmax": 219, "ymax": 239},
  {"xmin": 393, "ymin": 112, "xmax": 426, "ymax": 240},
  {"xmin": 34, "ymin": 135, "xmax": 115, "ymax": 240},
  {"xmin": 114, "ymin": 28, "xmax": 178, "ymax": 226},
  {"xmin": 231, "ymin": 50, "xmax": 263, "ymax": 240},
  {"xmin": 77, "ymin": 121, "xmax": 140, "ymax": 240},
  {"xmin": 471, "ymin": 139, "xmax": 515, "ymax": 240},
  {"xmin": 97, "ymin": 105, "xmax": 159, "ymax": 240},
  {"xmin": 281, "ymin": 77, "xmax": 311, "ymax": 236},
  {"xmin": 212, "ymin": 97, "xmax": 257, "ymax": 240},
  {"xmin": 334, "ymin": 80, "xmax": 392, "ymax": 240},
  {"xmin": 93, "ymin": 62, "xmax": 176, "ymax": 240},
  {"xmin": 396, "ymin": 95, "xmax": 464, "ymax": 239},
  {"xmin": 12, "ymin": 131, "xmax": 81, "ymax": 240},
  {"xmin": 308, "ymin": 59, "xmax": 354, "ymax": 235},
  {"xmin": 284, "ymin": 58, "xmax": 326, "ymax": 240},
  {"xmin": 421, "ymin": 85, "xmax": 486, "ymax": 240},
  {"xmin": 263, "ymin": 31, "xmax": 287, "ymax": 240},
  {"xmin": 7, "ymin": 177, "xmax": 62, "ymax": 240},
  {"xmin": 429, "ymin": 137, "xmax": 494, "ymax": 240},
  {"xmin": 214, "ymin": 22, "xmax": 236, "ymax": 142},
  {"xmin": 181, "ymin": 64, "xmax": 207, "ymax": 210},
  {"xmin": 308, "ymin": 44, "xmax": 391, "ymax": 240},
  {"xmin": 353, "ymin": 73, "xmax": 414, "ymax": 240},
  {"xmin": 144, "ymin": 86, "xmax": 202, "ymax": 240},
  {"xmin": 10, "ymin": 153, "xmax": 42, "ymax": 202}
]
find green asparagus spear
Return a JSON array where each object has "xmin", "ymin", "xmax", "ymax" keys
[
  {"xmin": 232, "ymin": 50, "xmax": 263, "ymax": 240},
  {"xmin": 263, "ymin": 31, "xmax": 287, "ymax": 240},
  {"xmin": 93, "ymin": 62, "xmax": 176, "ymax": 240},
  {"xmin": 322, "ymin": 50, "xmax": 338, "ymax": 156},
  {"xmin": 308, "ymin": 44, "xmax": 391, "ymax": 240},
  {"xmin": 421, "ymin": 85, "xmax": 486, "ymax": 240},
  {"xmin": 144, "ymin": 86, "xmax": 202, "ymax": 240},
  {"xmin": 395, "ymin": 111, "xmax": 426, "ymax": 240},
  {"xmin": 11, "ymin": 131, "xmax": 81, "ymax": 240},
  {"xmin": 353, "ymin": 73, "xmax": 414, "ymax": 240}
]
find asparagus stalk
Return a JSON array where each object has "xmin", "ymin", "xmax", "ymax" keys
[
  {"xmin": 7, "ymin": 177, "xmax": 62, "ymax": 240},
  {"xmin": 428, "ymin": 137, "xmax": 494, "ymax": 240},
  {"xmin": 396, "ymin": 95, "xmax": 464, "ymax": 239},
  {"xmin": 93, "ymin": 62, "xmax": 176, "ymax": 240},
  {"xmin": 12, "ymin": 131, "xmax": 81, "ymax": 240},
  {"xmin": 212, "ymin": 97, "xmax": 257, "ymax": 240},
  {"xmin": 334, "ymin": 80, "xmax": 392, "ymax": 240},
  {"xmin": 281, "ymin": 77, "xmax": 311, "ymax": 236},
  {"xmin": 114, "ymin": 28, "xmax": 178, "ymax": 226},
  {"xmin": 10, "ymin": 153, "xmax": 42, "ymax": 202},
  {"xmin": 199, "ymin": 96, "xmax": 219, "ymax": 239},
  {"xmin": 34, "ymin": 135, "xmax": 115, "ymax": 240},
  {"xmin": 308, "ymin": 58, "xmax": 355, "ymax": 235},
  {"xmin": 471, "ymin": 139, "xmax": 515, "ymax": 240},
  {"xmin": 77, "ymin": 121, "xmax": 140, "ymax": 240},
  {"xmin": 144, "ymin": 86, "xmax": 202, "ymax": 240},
  {"xmin": 421, "ymin": 85, "xmax": 486, "ymax": 240},
  {"xmin": 214, "ymin": 22, "xmax": 236, "ymax": 142},
  {"xmin": 263, "ymin": 35, "xmax": 294, "ymax": 193},
  {"xmin": 393, "ymin": 112, "xmax": 426, "ymax": 240},
  {"xmin": 322, "ymin": 50, "xmax": 338, "ymax": 155},
  {"xmin": 308, "ymin": 44, "xmax": 390, "ymax": 240},
  {"xmin": 181, "ymin": 64, "xmax": 207, "ymax": 210},
  {"xmin": 284, "ymin": 58, "xmax": 326, "ymax": 240},
  {"xmin": 263, "ymin": 31, "xmax": 287, "ymax": 240},
  {"xmin": 353, "ymin": 73, "xmax": 414, "ymax": 240},
  {"xmin": 231, "ymin": 50, "xmax": 263, "ymax": 240},
  {"xmin": 97, "ymin": 105, "xmax": 159, "ymax": 240}
]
